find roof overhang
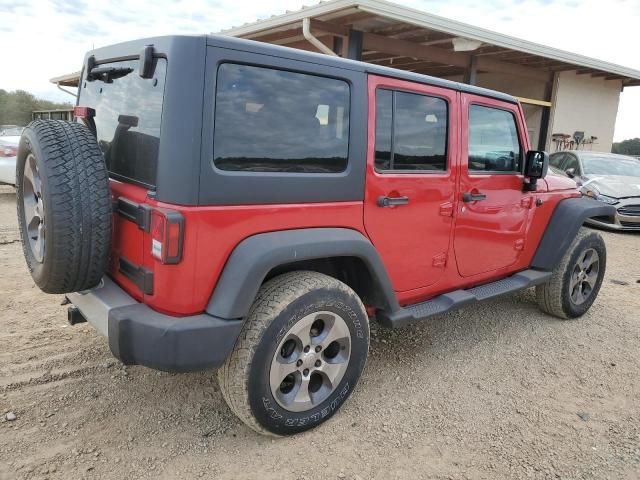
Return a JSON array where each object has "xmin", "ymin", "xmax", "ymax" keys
[
  {"xmin": 221, "ymin": 0, "xmax": 640, "ymax": 87},
  {"xmin": 49, "ymin": 71, "xmax": 81, "ymax": 87}
]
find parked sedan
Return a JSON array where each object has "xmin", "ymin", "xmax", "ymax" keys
[
  {"xmin": 549, "ymin": 151, "xmax": 640, "ymax": 231},
  {"xmin": 0, "ymin": 132, "xmax": 21, "ymax": 186}
]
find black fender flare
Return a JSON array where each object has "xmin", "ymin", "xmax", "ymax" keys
[
  {"xmin": 206, "ymin": 228, "xmax": 400, "ymax": 319},
  {"xmin": 531, "ymin": 196, "xmax": 615, "ymax": 271}
]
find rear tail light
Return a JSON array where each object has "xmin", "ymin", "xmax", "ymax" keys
[
  {"xmin": 73, "ymin": 106, "xmax": 96, "ymax": 119},
  {"xmin": 150, "ymin": 208, "xmax": 184, "ymax": 264},
  {"xmin": 0, "ymin": 145, "xmax": 17, "ymax": 157}
]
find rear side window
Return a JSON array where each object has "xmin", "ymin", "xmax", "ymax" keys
[
  {"xmin": 375, "ymin": 89, "xmax": 448, "ymax": 172},
  {"xmin": 78, "ymin": 58, "xmax": 166, "ymax": 187},
  {"xmin": 213, "ymin": 63, "xmax": 350, "ymax": 173},
  {"xmin": 468, "ymin": 105, "xmax": 522, "ymax": 173}
]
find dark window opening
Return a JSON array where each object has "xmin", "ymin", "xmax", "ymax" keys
[
  {"xmin": 468, "ymin": 104, "xmax": 522, "ymax": 173},
  {"xmin": 375, "ymin": 89, "xmax": 448, "ymax": 172},
  {"xmin": 78, "ymin": 58, "xmax": 166, "ymax": 188},
  {"xmin": 213, "ymin": 63, "xmax": 350, "ymax": 174}
]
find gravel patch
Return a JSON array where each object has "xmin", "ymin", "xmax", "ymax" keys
[{"xmin": 1, "ymin": 184, "xmax": 639, "ymax": 479}]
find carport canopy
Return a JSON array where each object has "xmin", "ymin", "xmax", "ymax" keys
[{"xmin": 219, "ymin": 0, "xmax": 640, "ymax": 99}]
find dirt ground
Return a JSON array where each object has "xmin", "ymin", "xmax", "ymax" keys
[{"xmin": 0, "ymin": 184, "xmax": 639, "ymax": 480}]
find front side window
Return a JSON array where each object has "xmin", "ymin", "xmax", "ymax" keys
[
  {"xmin": 213, "ymin": 63, "xmax": 350, "ymax": 173},
  {"xmin": 563, "ymin": 155, "xmax": 580, "ymax": 175},
  {"xmin": 468, "ymin": 105, "xmax": 522, "ymax": 173},
  {"xmin": 375, "ymin": 89, "xmax": 448, "ymax": 172},
  {"xmin": 549, "ymin": 153, "xmax": 565, "ymax": 169}
]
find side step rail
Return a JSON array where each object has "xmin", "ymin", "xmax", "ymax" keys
[{"xmin": 378, "ymin": 269, "xmax": 552, "ymax": 328}]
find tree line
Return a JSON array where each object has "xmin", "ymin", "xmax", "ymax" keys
[
  {"xmin": 612, "ymin": 138, "xmax": 640, "ymax": 156},
  {"xmin": 0, "ymin": 89, "xmax": 73, "ymax": 126}
]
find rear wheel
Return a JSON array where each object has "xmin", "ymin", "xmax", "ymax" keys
[
  {"xmin": 16, "ymin": 120, "xmax": 112, "ymax": 293},
  {"xmin": 536, "ymin": 227, "xmax": 606, "ymax": 319},
  {"xmin": 218, "ymin": 271, "xmax": 369, "ymax": 436}
]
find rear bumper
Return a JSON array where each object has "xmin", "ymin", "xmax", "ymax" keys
[{"xmin": 67, "ymin": 277, "xmax": 243, "ymax": 372}]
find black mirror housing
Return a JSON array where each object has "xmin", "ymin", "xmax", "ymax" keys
[
  {"xmin": 523, "ymin": 150, "xmax": 549, "ymax": 192},
  {"xmin": 565, "ymin": 167, "xmax": 576, "ymax": 178}
]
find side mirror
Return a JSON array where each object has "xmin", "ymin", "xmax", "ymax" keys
[
  {"xmin": 523, "ymin": 150, "xmax": 549, "ymax": 192},
  {"xmin": 565, "ymin": 167, "xmax": 576, "ymax": 178}
]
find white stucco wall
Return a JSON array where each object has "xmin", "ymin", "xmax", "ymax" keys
[{"xmin": 548, "ymin": 71, "xmax": 623, "ymax": 153}]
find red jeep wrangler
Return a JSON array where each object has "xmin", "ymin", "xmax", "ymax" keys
[{"xmin": 16, "ymin": 35, "xmax": 615, "ymax": 436}]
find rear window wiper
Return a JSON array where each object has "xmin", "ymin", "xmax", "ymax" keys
[{"xmin": 87, "ymin": 66, "xmax": 134, "ymax": 83}]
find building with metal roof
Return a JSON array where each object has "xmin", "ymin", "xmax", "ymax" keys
[{"xmin": 218, "ymin": 0, "xmax": 640, "ymax": 152}]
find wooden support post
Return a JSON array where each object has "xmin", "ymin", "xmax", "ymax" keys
[
  {"xmin": 347, "ymin": 29, "xmax": 363, "ymax": 61},
  {"xmin": 464, "ymin": 55, "xmax": 478, "ymax": 85}
]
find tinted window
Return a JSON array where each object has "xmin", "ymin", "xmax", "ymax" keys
[
  {"xmin": 79, "ymin": 58, "xmax": 166, "ymax": 187},
  {"xmin": 213, "ymin": 64, "xmax": 350, "ymax": 173},
  {"xmin": 375, "ymin": 89, "xmax": 447, "ymax": 171},
  {"xmin": 563, "ymin": 155, "xmax": 580, "ymax": 174},
  {"xmin": 374, "ymin": 89, "xmax": 393, "ymax": 170},
  {"xmin": 549, "ymin": 153, "xmax": 565, "ymax": 169},
  {"xmin": 468, "ymin": 105, "xmax": 521, "ymax": 173}
]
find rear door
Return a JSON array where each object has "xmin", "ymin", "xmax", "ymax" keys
[
  {"xmin": 77, "ymin": 57, "xmax": 167, "ymax": 299},
  {"xmin": 454, "ymin": 94, "xmax": 532, "ymax": 277},
  {"xmin": 363, "ymin": 75, "xmax": 458, "ymax": 292}
]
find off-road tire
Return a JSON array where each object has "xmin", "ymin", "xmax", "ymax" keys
[
  {"xmin": 218, "ymin": 271, "xmax": 369, "ymax": 436},
  {"xmin": 16, "ymin": 120, "xmax": 112, "ymax": 293},
  {"xmin": 536, "ymin": 227, "xmax": 606, "ymax": 319}
]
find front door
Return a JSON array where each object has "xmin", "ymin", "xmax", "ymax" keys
[
  {"xmin": 363, "ymin": 75, "xmax": 458, "ymax": 292},
  {"xmin": 454, "ymin": 93, "xmax": 532, "ymax": 277}
]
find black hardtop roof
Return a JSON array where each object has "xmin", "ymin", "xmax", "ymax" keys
[{"xmin": 85, "ymin": 34, "xmax": 518, "ymax": 104}]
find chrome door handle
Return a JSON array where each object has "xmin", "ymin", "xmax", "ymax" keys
[
  {"xmin": 462, "ymin": 192, "xmax": 487, "ymax": 202},
  {"xmin": 377, "ymin": 196, "xmax": 409, "ymax": 207}
]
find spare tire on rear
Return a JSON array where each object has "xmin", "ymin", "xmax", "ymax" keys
[{"xmin": 16, "ymin": 120, "xmax": 112, "ymax": 294}]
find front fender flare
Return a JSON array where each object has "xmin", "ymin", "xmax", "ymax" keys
[
  {"xmin": 531, "ymin": 196, "xmax": 615, "ymax": 271},
  {"xmin": 206, "ymin": 228, "xmax": 400, "ymax": 320}
]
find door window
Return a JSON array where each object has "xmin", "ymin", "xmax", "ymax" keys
[
  {"xmin": 213, "ymin": 63, "xmax": 350, "ymax": 174},
  {"xmin": 468, "ymin": 105, "xmax": 522, "ymax": 173},
  {"xmin": 549, "ymin": 153, "xmax": 565, "ymax": 169},
  {"xmin": 375, "ymin": 89, "xmax": 448, "ymax": 172},
  {"xmin": 562, "ymin": 155, "xmax": 580, "ymax": 175}
]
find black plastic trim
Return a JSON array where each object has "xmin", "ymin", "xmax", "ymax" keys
[
  {"xmin": 206, "ymin": 228, "xmax": 400, "ymax": 320},
  {"xmin": 377, "ymin": 269, "xmax": 552, "ymax": 328},
  {"xmin": 119, "ymin": 257, "xmax": 154, "ymax": 295},
  {"xmin": 108, "ymin": 304, "xmax": 243, "ymax": 372},
  {"xmin": 531, "ymin": 196, "xmax": 616, "ymax": 271},
  {"xmin": 115, "ymin": 198, "xmax": 151, "ymax": 231}
]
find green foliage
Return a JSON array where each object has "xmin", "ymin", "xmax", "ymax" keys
[
  {"xmin": 612, "ymin": 138, "xmax": 640, "ymax": 156},
  {"xmin": 0, "ymin": 89, "xmax": 73, "ymax": 126}
]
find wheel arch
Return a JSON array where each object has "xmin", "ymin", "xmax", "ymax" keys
[
  {"xmin": 531, "ymin": 196, "xmax": 615, "ymax": 271},
  {"xmin": 205, "ymin": 228, "xmax": 400, "ymax": 320}
]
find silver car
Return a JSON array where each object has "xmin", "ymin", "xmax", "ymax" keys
[
  {"xmin": 0, "ymin": 128, "xmax": 23, "ymax": 186},
  {"xmin": 549, "ymin": 151, "xmax": 640, "ymax": 231}
]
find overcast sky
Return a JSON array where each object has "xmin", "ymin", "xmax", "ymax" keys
[{"xmin": 0, "ymin": 0, "xmax": 638, "ymax": 141}]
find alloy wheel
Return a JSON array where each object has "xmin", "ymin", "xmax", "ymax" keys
[
  {"xmin": 269, "ymin": 311, "xmax": 351, "ymax": 412},
  {"xmin": 22, "ymin": 153, "xmax": 45, "ymax": 263},
  {"xmin": 569, "ymin": 248, "xmax": 599, "ymax": 305}
]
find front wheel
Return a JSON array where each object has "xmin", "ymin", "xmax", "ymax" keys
[
  {"xmin": 536, "ymin": 227, "xmax": 606, "ymax": 319},
  {"xmin": 218, "ymin": 271, "xmax": 369, "ymax": 436}
]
